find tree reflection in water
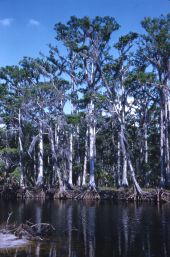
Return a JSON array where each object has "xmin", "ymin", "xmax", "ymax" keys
[{"xmin": 0, "ymin": 200, "xmax": 169, "ymax": 257}]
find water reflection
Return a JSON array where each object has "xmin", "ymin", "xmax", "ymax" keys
[{"xmin": 0, "ymin": 200, "xmax": 170, "ymax": 257}]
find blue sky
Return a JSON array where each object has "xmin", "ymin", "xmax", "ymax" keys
[{"xmin": 0, "ymin": 0, "xmax": 169, "ymax": 67}]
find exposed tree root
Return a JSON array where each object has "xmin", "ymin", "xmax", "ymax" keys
[
  {"xmin": 54, "ymin": 188, "xmax": 80, "ymax": 199},
  {"xmin": 117, "ymin": 187, "xmax": 170, "ymax": 203},
  {"xmin": 53, "ymin": 187, "xmax": 100, "ymax": 200},
  {"xmin": 1, "ymin": 184, "xmax": 170, "ymax": 202},
  {"xmin": 45, "ymin": 188, "xmax": 56, "ymax": 199},
  {"xmin": 75, "ymin": 188, "xmax": 100, "ymax": 200},
  {"xmin": 24, "ymin": 188, "xmax": 45, "ymax": 199}
]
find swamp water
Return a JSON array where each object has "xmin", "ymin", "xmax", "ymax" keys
[{"xmin": 0, "ymin": 199, "xmax": 169, "ymax": 257}]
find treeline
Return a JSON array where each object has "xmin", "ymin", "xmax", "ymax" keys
[{"xmin": 0, "ymin": 14, "xmax": 169, "ymax": 193}]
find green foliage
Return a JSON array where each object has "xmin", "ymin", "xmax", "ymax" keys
[
  {"xmin": 0, "ymin": 147, "xmax": 18, "ymax": 155},
  {"xmin": 10, "ymin": 167, "xmax": 20, "ymax": 181},
  {"xmin": 0, "ymin": 161, "xmax": 5, "ymax": 172},
  {"xmin": 96, "ymin": 169, "xmax": 114, "ymax": 187},
  {"xmin": 114, "ymin": 32, "xmax": 138, "ymax": 51},
  {"xmin": 67, "ymin": 114, "xmax": 81, "ymax": 125},
  {"xmin": 54, "ymin": 16, "xmax": 120, "ymax": 53},
  {"xmin": 139, "ymin": 13, "xmax": 170, "ymax": 81},
  {"xmin": 0, "ymin": 14, "xmax": 169, "ymax": 189}
]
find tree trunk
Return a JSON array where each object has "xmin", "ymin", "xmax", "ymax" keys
[
  {"xmin": 36, "ymin": 121, "xmax": 44, "ymax": 186},
  {"xmin": 82, "ymin": 127, "xmax": 88, "ymax": 186},
  {"xmin": 160, "ymin": 106, "xmax": 165, "ymax": 186},
  {"xmin": 120, "ymin": 125, "xmax": 143, "ymax": 195},
  {"xmin": 89, "ymin": 125, "xmax": 95, "ymax": 187},
  {"xmin": 117, "ymin": 139, "xmax": 121, "ymax": 187},
  {"xmin": 89, "ymin": 100, "xmax": 96, "ymax": 188},
  {"xmin": 122, "ymin": 156, "xmax": 128, "ymax": 186},
  {"xmin": 68, "ymin": 129, "xmax": 73, "ymax": 186},
  {"xmin": 76, "ymin": 125, "xmax": 81, "ymax": 186},
  {"xmin": 120, "ymin": 124, "xmax": 128, "ymax": 187},
  {"xmin": 49, "ymin": 126, "xmax": 63, "ymax": 189},
  {"xmin": 18, "ymin": 109, "xmax": 24, "ymax": 187},
  {"xmin": 168, "ymin": 96, "xmax": 170, "ymax": 122},
  {"xmin": 33, "ymin": 150, "xmax": 37, "ymax": 184},
  {"xmin": 127, "ymin": 157, "xmax": 143, "ymax": 195},
  {"xmin": 143, "ymin": 108, "xmax": 149, "ymax": 187},
  {"xmin": 164, "ymin": 92, "xmax": 170, "ymax": 187},
  {"xmin": 77, "ymin": 175, "xmax": 81, "ymax": 186},
  {"xmin": 54, "ymin": 124, "xmax": 60, "ymax": 186},
  {"xmin": 144, "ymin": 122, "xmax": 148, "ymax": 164}
]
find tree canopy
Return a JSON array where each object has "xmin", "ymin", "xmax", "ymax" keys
[{"xmin": 0, "ymin": 14, "xmax": 169, "ymax": 193}]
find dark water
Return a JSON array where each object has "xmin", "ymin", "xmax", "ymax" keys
[{"xmin": 0, "ymin": 199, "xmax": 170, "ymax": 257}]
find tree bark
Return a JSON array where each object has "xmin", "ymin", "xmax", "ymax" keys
[
  {"xmin": 144, "ymin": 121, "xmax": 148, "ymax": 164},
  {"xmin": 36, "ymin": 121, "xmax": 44, "ymax": 186},
  {"xmin": 120, "ymin": 112, "xmax": 128, "ymax": 187},
  {"xmin": 164, "ymin": 91, "xmax": 170, "ymax": 186},
  {"xmin": 120, "ymin": 125, "xmax": 143, "ymax": 195},
  {"xmin": 76, "ymin": 125, "xmax": 81, "ymax": 186},
  {"xmin": 68, "ymin": 129, "xmax": 73, "ymax": 186},
  {"xmin": 18, "ymin": 109, "xmax": 24, "ymax": 187},
  {"xmin": 160, "ymin": 106, "xmax": 165, "ymax": 186},
  {"xmin": 143, "ymin": 117, "xmax": 149, "ymax": 187},
  {"xmin": 82, "ymin": 127, "xmax": 88, "ymax": 186},
  {"xmin": 117, "ymin": 138, "xmax": 121, "ymax": 187},
  {"xmin": 89, "ymin": 100, "xmax": 96, "ymax": 188},
  {"xmin": 49, "ymin": 126, "xmax": 63, "ymax": 189}
]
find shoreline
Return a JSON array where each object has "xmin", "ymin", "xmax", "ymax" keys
[{"xmin": 0, "ymin": 186, "xmax": 170, "ymax": 203}]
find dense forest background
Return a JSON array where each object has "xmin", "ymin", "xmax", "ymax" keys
[{"xmin": 0, "ymin": 14, "xmax": 169, "ymax": 194}]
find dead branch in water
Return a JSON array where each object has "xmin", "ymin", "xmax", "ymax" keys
[
  {"xmin": 0, "ymin": 220, "xmax": 55, "ymax": 241},
  {"xmin": 6, "ymin": 212, "xmax": 13, "ymax": 227}
]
